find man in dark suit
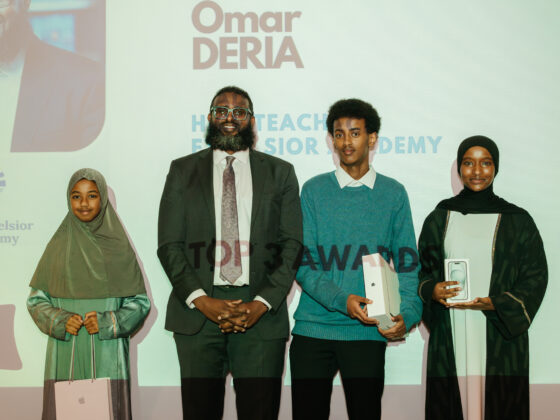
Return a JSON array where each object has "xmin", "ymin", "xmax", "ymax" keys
[
  {"xmin": 1, "ymin": 0, "xmax": 104, "ymax": 152},
  {"xmin": 10, "ymin": 34, "xmax": 104, "ymax": 152},
  {"xmin": 157, "ymin": 86, "xmax": 302, "ymax": 420}
]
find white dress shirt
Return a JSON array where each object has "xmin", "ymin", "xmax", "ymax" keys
[
  {"xmin": 335, "ymin": 165, "xmax": 376, "ymax": 189},
  {"xmin": 186, "ymin": 149, "xmax": 270, "ymax": 309},
  {"xmin": 0, "ymin": 52, "xmax": 25, "ymax": 153}
]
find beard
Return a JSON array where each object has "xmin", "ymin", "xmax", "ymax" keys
[
  {"xmin": 204, "ymin": 120, "xmax": 255, "ymax": 152},
  {"xmin": 0, "ymin": 14, "xmax": 32, "ymax": 63}
]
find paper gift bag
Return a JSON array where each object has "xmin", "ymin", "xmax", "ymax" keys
[
  {"xmin": 55, "ymin": 377, "xmax": 113, "ymax": 420},
  {"xmin": 55, "ymin": 335, "xmax": 113, "ymax": 420}
]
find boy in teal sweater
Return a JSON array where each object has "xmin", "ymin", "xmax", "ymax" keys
[{"xmin": 290, "ymin": 99, "xmax": 422, "ymax": 420}]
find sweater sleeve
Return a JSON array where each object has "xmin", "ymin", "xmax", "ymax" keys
[
  {"xmin": 27, "ymin": 288, "xmax": 75, "ymax": 341},
  {"xmin": 486, "ymin": 215, "xmax": 548, "ymax": 339},
  {"xmin": 390, "ymin": 188, "xmax": 422, "ymax": 331},
  {"xmin": 97, "ymin": 294, "xmax": 151, "ymax": 340},
  {"xmin": 296, "ymin": 185, "xmax": 349, "ymax": 314}
]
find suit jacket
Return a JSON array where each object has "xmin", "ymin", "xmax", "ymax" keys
[
  {"xmin": 157, "ymin": 147, "xmax": 303, "ymax": 339},
  {"xmin": 10, "ymin": 37, "xmax": 104, "ymax": 152}
]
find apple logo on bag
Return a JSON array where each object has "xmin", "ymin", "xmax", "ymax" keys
[{"xmin": 78, "ymin": 396, "xmax": 86, "ymax": 404}]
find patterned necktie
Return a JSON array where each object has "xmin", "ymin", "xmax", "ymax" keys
[{"xmin": 220, "ymin": 156, "xmax": 242, "ymax": 283}]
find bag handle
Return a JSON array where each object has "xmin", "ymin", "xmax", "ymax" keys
[{"xmin": 68, "ymin": 334, "xmax": 96, "ymax": 382}]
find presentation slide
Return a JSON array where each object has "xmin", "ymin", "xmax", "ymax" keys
[{"xmin": 1, "ymin": 1, "xmax": 558, "ymax": 419}]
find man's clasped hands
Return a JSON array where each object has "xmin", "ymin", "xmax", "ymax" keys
[{"xmin": 193, "ymin": 296, "xmax": 268, "ymax": 333}]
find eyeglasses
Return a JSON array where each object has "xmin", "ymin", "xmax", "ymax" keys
[{"xmin": 210, "ymin": 106, "xmax": 253, "ymax": 121}]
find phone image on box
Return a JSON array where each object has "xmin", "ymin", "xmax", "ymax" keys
[
  {"xmin": 448, "ymin": 261, "xmax": 468, "ymax": 300},
  {"xmin": 444, "ymin": 259, "xmax": 470, "ymax": 302}
]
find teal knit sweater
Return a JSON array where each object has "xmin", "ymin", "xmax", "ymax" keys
[{"xmin": 292, "ymin": 171, "xmax": 422, "ymax": 341}]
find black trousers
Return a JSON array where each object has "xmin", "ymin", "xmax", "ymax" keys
[
  {"xmin": 174, "ymin": 286, "xmax": 286, "ymax": 420},
  {"xmin": 290, "ymin": 334, "xmax": 386, "ymax": 420}
]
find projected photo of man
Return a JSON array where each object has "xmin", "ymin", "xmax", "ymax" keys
[{"xmin": 0, "ymin": 0, "xmax": 105, "ymax": 153}]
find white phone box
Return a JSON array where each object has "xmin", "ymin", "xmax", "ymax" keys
[
  {"xmin": 444, "ymin": 258, "xmax": 471, "ymax": 302},
  {"xmin": 362, "ymin": 253, "xmax": 401, "ymax": 330}
]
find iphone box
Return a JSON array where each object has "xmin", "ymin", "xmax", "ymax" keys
[
  {"xmin": 362, "ymin": 253, "xmax": 401, "ymax": 329},
  {"xmin": 444, "ymin": 258, "xmax": 471, "ymax": 302}
]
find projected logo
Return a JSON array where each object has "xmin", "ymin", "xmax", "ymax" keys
[
  {"xmin": 5, "ymin": 0, "xmax": 106, "ymax": 153},
  {"xmin": 0, "ymin": 171, "xmax": 5, "ymax": 192},
  {"xmin": 192, "ymin": 1, "xmax": 303, "ymax": 69}
]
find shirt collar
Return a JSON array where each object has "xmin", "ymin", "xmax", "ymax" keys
[
  {"xmin": 213, "ymin": 148, "xmax": 250, "ymax": 166},
  {"xmin": 335, "ymin": 166, "xmax": 376, "ymax": 189}
]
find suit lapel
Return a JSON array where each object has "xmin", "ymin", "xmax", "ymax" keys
[
  {"xmin": 196, "ymin": 148, "xmax": 216, "ymax": 236},
  {"xmin": 250, "ymin": 150, "xmax": 268, "ymax": 232},
  {"xmin": 12, "ymin": 38, "xmax": 53, "ymax": 151}
]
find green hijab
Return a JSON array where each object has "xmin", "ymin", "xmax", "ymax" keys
[{"xmin": 30, "ymin": 168, "xmax": 146, "ymax": 299}]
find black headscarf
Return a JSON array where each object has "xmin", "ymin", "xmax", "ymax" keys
[{"xmin": 437, "ymin": 136, "xmax": 526, "ymax": 215}]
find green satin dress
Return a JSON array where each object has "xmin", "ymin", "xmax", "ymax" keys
[{"xmin": 28, "ymin": 288, "xmax": 150, "ymax": 420}]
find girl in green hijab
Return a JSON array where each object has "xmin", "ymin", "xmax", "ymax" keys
[{"xmin": 27, "ymin": 168, "xmax": 150, "ymax": 420}]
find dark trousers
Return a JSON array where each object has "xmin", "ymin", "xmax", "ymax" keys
[
  {"xmin": 174, "ymin": 286, "xmax": 286, "ymax": 420},
  {"xmin": 290, "ymin": 334, "xmax": 386, "ymax": 420}
]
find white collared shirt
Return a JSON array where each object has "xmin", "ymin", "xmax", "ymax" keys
[
  {"xmin": 186, "ymin": 149, "xmax": 270, "ymax": 309},
  {"xmin": 335, "ymin": 166, "xmax": 376, "ymax": 189}
]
